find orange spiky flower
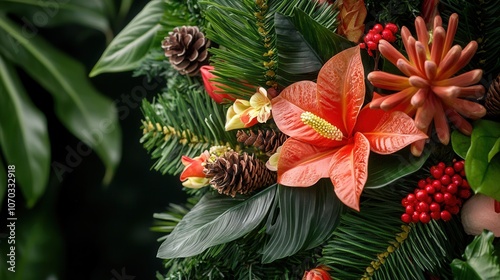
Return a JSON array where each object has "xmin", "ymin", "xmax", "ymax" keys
[{"xmin": 367, "ymin": 13, "xmax": 486, "ymax": 156}]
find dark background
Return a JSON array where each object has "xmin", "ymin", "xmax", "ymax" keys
[{"xmin": 1, "ymin": 1, "xmax": 187, "ymax": 279}]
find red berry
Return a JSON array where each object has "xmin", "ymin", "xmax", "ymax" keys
[
  {"xmin": 452, "ymin": 174, "xmax": 463, "ymax": 186},
  {"xmin": 359, "ymin": 42, "xmax": 366, "ymax": 49},
  {"xmin": 412, "ymin": 212, "xmax": 420, "ymax": 223},
  {"xmin": 441, "ymin": 175, "xmax": 451, "ymax": 185},
  {"xmin": 416, "ymin": 190, "xmax": 428, "ymax": 201},
  {"xmin": 459, "ymin": 189, "xmax": 472, "ymax": 199},
  {"xmin": 431, "ymin": 180, "xmax": 442, "ymax": 191},
  {"xmin": 384, "ymin": 23, "xmax": 398, "ymax": 34},
  {"xmin": 373, "ymin": 33, "xmax": 382, "ymax": 43},
  {"xmin": 437, "ymin": 162, "xmax": 446, "ymax": 169},
  {"xmin": 460, "ymin": 170, "xmax": 466, "ymax": 177},
  {"xmin": 453, "ymin": 161, "xmax": 464, "ymax": 173},
  {"xmin": 405, "ymin": 205, "xmax": 414, "ymax": 215},
  {"xmin": 429, "ymin": 202, "xmax": 441, "ymax": 212},
  {"xmin": 430, "ymin": 166, "xmax": 444, "ymax": 179},
  {"xmin": 407, "ymin": 193, "xmax": 416, "ymax": 202},
  {"xmin": 418, "ymin": 202, "xmax": 429, "ymax": 212},
  {"xmin": 441, "ymin": 210, "xmax": 452, "ymax": 221},
  {"xmin": 448, "ymin": 205, "xmax": 460, "ymax": 215},
  {"xmin": 364, "ymin": 33, "xmax": 374, "ymax": 42},
  {"xmin": 430, "ymin": 211, "xmax": 441, "ymax": 220},
  {"xmin": 444, "ymin": 193, "xmax": 455, "ymax": 205},
  {"xmin": 461, "ymin": 180, "xmax": 470, "ymax": 189},
  {"xmin": 445, "ymin": 167, "xmax": 455, "ymax": 176},
  {"xmin": 367, "ymin": 41, "xmax": 377, "ymax": 50},
  {"xmin": 420, "ymin": 212, "xmax": 431, "ymax": 224},
  {"xmin": 381, "ymin": 29, "xmax": 396, "ymax": 42},
  {"xmin": 425, "ymin": 185, "xmax": 435, "ymax": 194},
  {"xmin": 401, "ymin": 213, "xmax": 412, "ymax": 223},
  {"xmin": 372, "ymin": 23, "xmax": 384, "ymax": 33},
  {"xmin": 401, "ymin": 197, "xmax": 409, "ymax": 206},
  {"xmin": 418, "ymin": 179, "xmax": 427, "ymax": 189},
  {"xmin": 434, "ymin": 193, "xmax": 444, "ymax": 203},
  {"xmin": 446, "ymin": 183, "xmax": 458, "ymax": 194}
]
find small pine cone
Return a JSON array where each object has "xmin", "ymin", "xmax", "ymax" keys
[
  {"xmin": 162, "ymin": 26, "xmax": 211, "ymax": 76},
  {"xmin": 204, "ymin": 151, "xmax": 276, "ymax": 197},
  {"xmin": 236, "ymin": 129, "xmax": 288, "ymax": 155},
  {"xmin": 485, "ymin": 74, "xmax": 500, "ymax": 119}
]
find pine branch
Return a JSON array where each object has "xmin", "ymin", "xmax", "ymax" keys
[
  {"xmin": 140, "ymin": 74, "xmax": 237, "ymax": 175},
  {"xmin": 200, "ymin": 0, "xmax": 339, "ymax": 98},
  {"xmin": 320, "ymin": 184, "xmax": 467, "ymax": 280},
  {"xmin": 440, "ymin": 0, "xmax": 500, "ymax": 82}
]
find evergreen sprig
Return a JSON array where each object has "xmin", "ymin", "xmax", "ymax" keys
[
  {"xmin": 200, "ymin": 0, "xmax": 339, "ymax": 98},
  {"xmin": 140, "ymin": 73, "xmax": 236, "ymax": 175},
  {"xmin": 320, "ymin": 185, "xmax": 467, "ymax": 280},
  {"xmin": 440, "ymin": 0, "xmax": 500, "ymax": 84}
]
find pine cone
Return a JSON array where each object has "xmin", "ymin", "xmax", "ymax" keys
[
  {"xmin": 236, "ymin": 129, "xmax": 288, "ymax": 156},
  {"xmin": 162, "ymin": 26, "xmax": 211, "ymax": 76},
  {"xmin": 204, "ymin": 151, "xmax": 276, "ymax": 197},
  {"xmin": 485, "ymin": 74, "xmax": 500, "ymax": 120}
]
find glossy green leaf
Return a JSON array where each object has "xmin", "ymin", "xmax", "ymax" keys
[
  {"xmin": 451, "ymin": 230, "xmax": 500, "ymax": 280},
  {"xmin": 365, "ymin": 146, "xmax": 430, "ymax": 189},
  {"xmin": 275, "ymin": 8, "xmax": 353, "ymax": 86},
  {"xmin": 90, "ymin": 0, "xmax": 165, "ymax": 76},
  {"xmin": 488, "ymin": 138, "xmax": 500, "ymax": 163},
  {"xmin": 157, "ymin": 185, "xmax": 277, "ymax": 259},
  {"xmin": 0, "ymin": 0, "xmax": 111, "ymax": 35},
  {"xmin": 465, "ymin": 120, "xmax": 500, "ymax": 201},
  {"xmin": 261, "ymin": 180, "xmax": 343, "ymax": 263},
  {"xmin": 0, "ymin": 56, "xmax": 49, "ymax": 207},
  {"xmin": 452, "ymin": 130, "xmax": 472, "ymax": 159},
  {"xmin": 0, "ymin": 15, "xmax": 121, "ymax": 184}
]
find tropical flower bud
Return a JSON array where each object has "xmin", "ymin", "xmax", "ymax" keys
[
  {"xmin": 225, "ymin": 87, "xmax": 272, "ymax": 130},
  {"xmin": 179, "ymin": 151, "xmax": 210, "ymax": 189},
  {"xmin": 200, "ymin": 65, "xmax": 236, "ymax": 103},
  {"xmin": 302, "ymin": 266, "xmax": 332, "ymax": 280}
]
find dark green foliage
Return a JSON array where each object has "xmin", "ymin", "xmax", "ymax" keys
[
  {"xmin": 140, "ymin": 72, "xmax": 235, "ymax": 176},
  {"xmin": 133, "ymin": 48, "xmax": 172, "ymax": 83},
  {"xmin": 365, "ymin": 0, "xmax": 421, "ymax": 29},
  {"xmin": 200, "ymin": 0, "xmax": 339, "ymax": 98},
  {"xmin": 439, "ymin": 0, "xmax": 500, "ymax": 85},
  {"xmin": 320, "ymin": 183, "xmax": 467, "ymax": 280}
]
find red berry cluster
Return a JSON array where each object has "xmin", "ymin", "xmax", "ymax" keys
[
  {"xmin": 359, "ymin": 23, "xmax": 398, "ymax": 56},
  {"xmin": 401, "ymin": 160, "xmax": 472, "ymax": 224}
]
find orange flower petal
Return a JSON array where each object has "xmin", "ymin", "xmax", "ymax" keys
[
  {"xmin": 442, "ymin": 97, "xmax": 486, "ymax": 119},
  {"xmin": 415, "ymin": 16, "xmax": 430, "ymax": 54},
  {"xmin": 436, "ymin": 45, "xmax": 462, "ymax": 79},
  {"xmin": 424, "ymin": 60, "xmax": 438, "ymax": 81},
  {"xmin": 411, "ymin": 88, "xmax": 429, "ymax": 107},
  {"xmin": 433, "ymin": 97, "xmax": 450, "ymax": 145},
  {"xmin": 317, "ymin": 46, "xmax": 364, "ymax": 136},
  {"xmin": 414, "ymin": 97, "xmax": 435, "ymax": 131},
  {"xmin": 438, "ymin": 41, "xmax": 478, "ymax": 80},
  {"xmin": 446, "ymin": 108, "xmax": 473, "ymax": 135},
  {"xmin": 277, "ymin": 138, "xmax": 337, "ymax": 187},
  {"xmin": 442, "ymin": 13, "xmax": 459, "ymax": 57},
  {"xmin": 361, "ymin": 111, "xmax": 428, "ymax": 154},
  {"xmin": 397, "ymin": 58, "xmax": 421, "ymax": 77},
  {"xmin": 329, "ymin": 133, "xmax": 369, "ymax": 211},
  {"xmin": 379, "ymin": 40, "xmax": 408, "ymax": 66},
  {"xmin": 430, "ymin": 26, "xmax": 445, "ymax": 65},
  {"xmin": 435, "ymin": 69, "xmax": 483, "ymax": 87}
]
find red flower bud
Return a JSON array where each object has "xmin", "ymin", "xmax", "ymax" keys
[
  {"xmin": 302, "ymin": 266, "xmax": 332, "ymax": 280},
  {"xmin": 200, "ymin": 65, "xmax": 236, "ymax": 104}
]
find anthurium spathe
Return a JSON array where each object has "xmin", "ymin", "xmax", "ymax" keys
[
  {"xmin": 272, "ymin": 46, "xmax": 427, "ymax": 211},
  {"xmin": 180, "ymin": 151, "xmax": 210, "ymax": 189}
]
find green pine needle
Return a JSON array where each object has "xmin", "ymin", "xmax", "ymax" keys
[{"xmin": 140, "ymin": 73, "xmax": 237, "ymax": 176}]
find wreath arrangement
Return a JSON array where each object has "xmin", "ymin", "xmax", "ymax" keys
[{"xmin": 93, "ymin": 0, "xmax": 500, "ymax": 279}]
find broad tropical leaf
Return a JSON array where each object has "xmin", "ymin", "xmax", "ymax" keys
[
  {"xmin": 0, "ymin": 0, "xmax": 110, "ymax": 35},
  {"xmin": 0, "ymin": 15, "xmax": 121, "ymax": 184},
  {"xmin": 261, "ymin": 181, "xmax": 343, "ymax": 263},
  {"xmin": 0, "ymin": 56, "xmax": 49, "ymax": 207},
  {"xmin": 452, "ymin": 129, "xmax": 472, "ymax": 159},
  {"xmin": 157, "ymin": 185, "xmax": 277, "ymax": 259},
  {"xmin": 365, "ymin": 146, "xmax": 431, "ymax": 189},
  {"xmin": 275, "ymin": 8, "xmax": 353, "ymax": 86},
  {"xmin": 451, "ymin": 230, "xmax": 500, "ymax": 280},
  {"xmin": 90, "ymin": 0, "xmax": 165, "ymax": 76},
  {"xmin": 465, "ymin": 120, "xmax": 500, "ymax": 201}
]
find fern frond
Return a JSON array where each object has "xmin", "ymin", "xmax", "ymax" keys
[
  {"xmin": 140, "ymin": 74, "xmax": 237, "ymax": 175},
  {"xmin": 320, "ymin": 185, "xmax": 467, "ymax": 280},
  {"xmin": 200, "ymin": 0, "xmax": 339, "ymax": 98},
  {"xmin": 440, "ymin": 0, "xmax": 500, "ymax": 82}
]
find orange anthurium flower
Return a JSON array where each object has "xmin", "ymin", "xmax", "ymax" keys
[
  {"xmin": 180, "ymin": 151, "xmax": 210, "ymax": 189},
  {"xmin": 272, "ymin": 46, "xmax": 427, "ymax": 211},
  {"xmin": 200, "ymin": 65, "xmax": 236, "ymax": 104}
]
